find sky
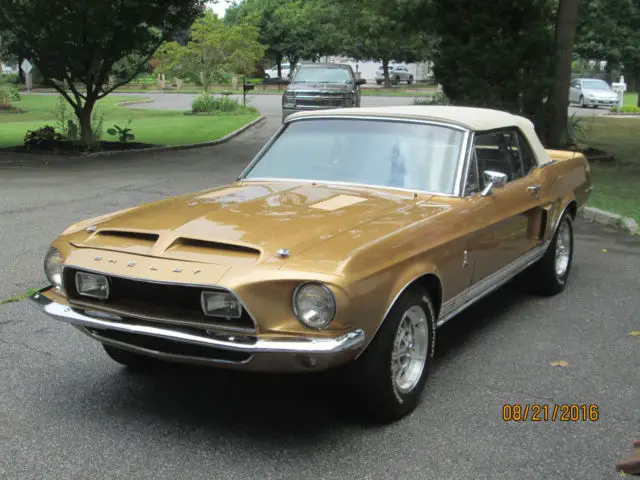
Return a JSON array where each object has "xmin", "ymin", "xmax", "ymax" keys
[{"xmin": 208, "ymin": 0, "xmax": 231, "ymax": 18}]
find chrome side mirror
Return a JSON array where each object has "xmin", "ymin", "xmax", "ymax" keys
[{"xmin": 481, "ymin": 170, "xmax": 508, "ymax": 196}]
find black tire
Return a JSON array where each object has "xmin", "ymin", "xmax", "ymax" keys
[
  {"xmin": 395, "ymin": 75, "xmax": 401, "ymax": 85},
  {"xmin": 408, "ymin": 76, "xmax": 413, "ymax": 85},
  {"xmin": 376, "ymin": 80, "xmax": 382, "ymax": 85},
  {"xmin": 343, "ymin": 287, "xmax": 436, "ymax": 424},
  {"xmin": 102, "ymin": 343, "xmax": 160, "ymax": 371},
  {"xmin": 579, "ymin": 95, "xmax": 585, "ymax": 108},
  {"xmin": 529, "ymin": 210, "xmax": 574, "ymax": 296}
]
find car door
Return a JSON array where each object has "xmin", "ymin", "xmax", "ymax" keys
[{"xmin": 463, "ymin": 128, "xmax": 548, "ymax": 290}]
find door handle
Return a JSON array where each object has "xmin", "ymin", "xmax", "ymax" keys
[{"xmin": 527, "ymin": 184, "xmax": 541, "ymax": 194}]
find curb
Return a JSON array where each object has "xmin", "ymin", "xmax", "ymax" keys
[
  {"xmin": 114, "ymin": 99, "xmax": 154, "ymax": 106},
  {"xmin": 0, "ymin": 115, "xmax": 266, "ymax": 163},
  {"xmin": 83, "ymin": 115, "xmax": 265, "ymax": 157},
  {"xmin": 580, "ymin": 207, "xmax": 639, "ymax": 235}
]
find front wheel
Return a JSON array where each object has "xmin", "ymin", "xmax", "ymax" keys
[
  {"xmin": 579, "ymin": 96, "xmax": 585, "ymax": 108},
  {"xmin": 343, "ymin": 287, "xmax": 436, "ymax": 423},
  {"xmin": 529, "ymin": 211, "xmax": 574, "ymax": 296},
  {"xmin": 407, "ymin": 76, "xmax": 413, "ymax": 85}
]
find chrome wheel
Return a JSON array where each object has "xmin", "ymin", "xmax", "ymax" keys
[
  {"xmin": 555, "ymin": 218, "xmax": 572, "ymax": 277},
  {"xmin": 391, "ymin": 304, "xmax": 429, "ymax": 394}
]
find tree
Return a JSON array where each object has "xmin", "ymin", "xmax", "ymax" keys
[
  {"xmin": 157, "ymin": 10, "xmax": 265, "ymax": 91},
  {"xmin": 330, "ymin": 0, "xmax": 434, "ymax": 85},
  {"xmin": 225, "ymin": 0, "xmax": 340, "ymax": 77},
  {"xmin": 545, "ymin": 0, "xmax": 582, "ymax": 148},
  {"xmin": 574, "ymin": 0, "xmax": 640, "ymax": 91},
  {"xmin": 0, "ymin": 0, "xmax": 206, "ymax": 145},
  {"xmin": 429, "ymin": 0, "xmax": 556, "ymax": 130}
]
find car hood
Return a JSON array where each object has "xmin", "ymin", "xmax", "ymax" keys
[
  {"xmin": 287, "ymin": 83, "xmax": 353, "ymax": 93},
  {"xmin": 61, "ymin": 182, "xmax": 432, "ymax": 268},
  {"xmin": 582, "ymin": 88, "xmax": 617, "ymax": 97}
]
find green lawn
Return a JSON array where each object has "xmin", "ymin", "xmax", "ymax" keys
[
  {"xmin": 580, "ymin": 116, "xmax": 640, "ymax": 224},
  {"xmin": 623, "ymin": 92, "xmax": 638, "ymax": 106},
  {"xmin": 0, "ymin": 94, "xmax": 260, "ymax": 148}
]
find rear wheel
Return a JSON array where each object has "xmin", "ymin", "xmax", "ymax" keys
[
  {"xmin": 344, "ymin": 287, "xmax": 436, "ymax": 423},
  {"xmin": 408, "ymin": 75, "xmax": 414, "ymax": 85},
  {"xmin": 529, "ymin": 210, "xmax": 574, "ymax": 296}
]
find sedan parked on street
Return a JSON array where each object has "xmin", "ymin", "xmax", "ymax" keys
[
  {"xmin": 569, "ymin": 78, "xmax": 619, "ymax": 108},
  {"xmin": 375, "ymin": 65, "xmax": 414, "ymax": 85}
]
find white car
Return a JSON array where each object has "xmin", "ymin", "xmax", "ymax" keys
[
  {"xmin": 264, "ymin": 63, "xmax": 291, "ymax": 79},
  {"xmin": 569, "ymin": 78, "xmax": 619, "ymax": 108},
  {"xmin": 375, "ymin": 65, "xmax": 414, "ymax": 85}
]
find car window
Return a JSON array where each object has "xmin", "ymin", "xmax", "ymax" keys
[
  {"xmin": 571, "ymin": 80, "xmax": 579, "ymax": 88},
  {"xmin": 473, "ymin": 130, "xmax": 525, "ymax": 187},
  {"xmin": 582, "ymin": 79, "xmax": 610, "ymax": 90},
  {"xmin": 515, "ymin": 131, "xmax": 537, "ymax": 175},
  {"xmin": 464, "ymin": 150, "xmax": 480, "ymax": 195},
  {"xmin": 243, "ymin": 119, "xmax": 466, "ymax": 195},
  {"xmin": 292, "ymin": 67, "xmax": 352, "ymax": 84}
]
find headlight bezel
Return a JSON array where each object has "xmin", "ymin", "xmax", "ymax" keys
[
  {"xmin": 200, "ymin": 290, "xmax": 243, "ymax": 319},
  {"xmin": 75, "ymin": 271, "xmax": 110, "ymax": 300},
  {"xmin": 292, "ymin": 281, "xmax": 337, "ymax": 330},
  {"xmin": 44, "ymin": 247, "xmax": 64, "ymax": 290}
]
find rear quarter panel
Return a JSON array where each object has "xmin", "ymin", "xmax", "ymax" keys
[{"xmin": 541, "ymin": 149, "xmax": 592, "ymax": 232}]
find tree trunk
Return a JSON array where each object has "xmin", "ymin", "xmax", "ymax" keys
[
  {"xmin": 75, "ymin": 100, "xmax": 96, "ymax": 146},
  {"xmin": 382, "ymin": 58, "xmax": 390, "ymax": 86},
  {"xmin": 545, "ymin": 0, "xmax": 581, "ymax": 148},
  {"xmin": 276, "ymin": 56, "xmax": 282, "ymax": 78}
]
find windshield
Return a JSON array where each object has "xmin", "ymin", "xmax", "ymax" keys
[
  {"xmin": 243, "ymin": 119, "xmax": 465, "ymax": 195},
  {"xmin": 292, "ymin": 67, "xmax": 352, "ymax": 84},
  {"xmin": 582, "ymin": 79, "xmax": 610, "ymax": 90}
]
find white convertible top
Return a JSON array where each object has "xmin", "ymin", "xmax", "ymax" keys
[{"xmin": 287, "ymin": 105, "xmax": 554, "ymax": 165}]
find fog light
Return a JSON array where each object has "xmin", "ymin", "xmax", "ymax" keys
[
  {"xmin": 201, "ymin": 291, "xmax": 241, "ymax": 318},
  {"xmin": 75, "ymin": 272, "xmax": 110, "ymax": 300}
]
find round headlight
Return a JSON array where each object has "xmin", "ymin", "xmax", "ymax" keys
[
  {"xmin": 292, "ymin": 282, "xmax": 336, "ymax": 329},
  {"xmin": 44, "ymin": 247, "xmax": 64, "ymax": 289}
]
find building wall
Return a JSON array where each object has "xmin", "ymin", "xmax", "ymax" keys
[{"xmin": 325, "ymin": 56, "xmax": 434, "ymax": 82}]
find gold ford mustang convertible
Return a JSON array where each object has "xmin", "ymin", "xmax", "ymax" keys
[{"xmin": 31, "ymin": 105, "xmax": 592, "ymax": 422}]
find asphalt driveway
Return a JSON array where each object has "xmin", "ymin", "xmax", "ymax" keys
[{"xmin": 0, "ymin": 102, "xmax": 638, "ymax": 480}]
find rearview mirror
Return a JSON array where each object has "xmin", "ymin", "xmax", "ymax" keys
[{"xmin": 481, "ymin": 170, "xmax": 508, "ymax": 196}]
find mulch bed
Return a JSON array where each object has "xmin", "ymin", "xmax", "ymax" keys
[{"xmin": 0, "ymin": 140, "xmax": 160, "ymax": 156}]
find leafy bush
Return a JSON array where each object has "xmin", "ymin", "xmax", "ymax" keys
[
  {"xmin": 413, "ymin": 91, "xmax": 450, "ymax": 105},
  {"xmin": 107, "ymin": 120, "xmax": 135, "ymax": 142},
  {"xmin": 567, "ymin": 113, "xmax": 591, "ymax": 149},
  {"xmin": 610, "ymin": 105, "xmax": 640, "ymax": 113},
  {"xmin": 7, "ymin": 86, "xmax": 21, "ymax": 101},
  {"xmin": 0, "ymin": 73, "xmax": 20, "ymax": 84},
  {"xmin": 23, "ymin": 125, "xmax": 64, "ymax": 148},
  {"xmin": 191, "ymin": 93, "xmax": 257, "ymax": 114}
]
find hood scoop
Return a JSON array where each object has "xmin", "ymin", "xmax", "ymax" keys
[
  {"xmin": 162, "ymin": 237, "xmax": 261, "ymax": 265},
  {"xmin": 75, "ymin": 229, "xmax": 160, "ymax": 255}
]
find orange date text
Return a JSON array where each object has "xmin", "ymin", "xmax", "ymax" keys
[{"xmin": 502, "ymin": 404, "xmax": 599, "ymax": 422}]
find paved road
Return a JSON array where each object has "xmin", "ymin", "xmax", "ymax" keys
[
  {"xmin": 112, "ymin": 91, "xmax": 610, "ymax": 117},
  {"xmin": 0, "ymin": 100, "xmax": 638, "ymax": 480}
]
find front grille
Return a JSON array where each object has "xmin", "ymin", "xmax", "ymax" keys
[
  {"xmin": 63, "ymin": 267, "xmax": 256, "ymax": 332},
  {"xmin": 87, "ymin": 328, "xmax": 252, "ymax": 363},
  {"xmin": 295, "ymin": 95, "xmax": 344, "ymax": 107}
]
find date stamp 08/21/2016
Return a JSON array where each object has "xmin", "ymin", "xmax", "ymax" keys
[{"xmin": 502, "ymin": 404, "xmax": 600, "ymax": 422}]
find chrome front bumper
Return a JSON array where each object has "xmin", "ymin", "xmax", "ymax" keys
[{"xmin": 30, "ymin": 289, "xmax": 365, "ymax": 372}]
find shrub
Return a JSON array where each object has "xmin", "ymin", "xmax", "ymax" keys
[
  {"xmin": 610, "ymin": 105, "xmax": 640, "ymax": 113},
  {"xmin": 24, "ymin": 125, "xmax": 64, "ymax": 148},
  {"xmin": 107, "ymin": 120, "xmax": 135, "ymax": 143},
  {"xmin": 191, "ymin": 93, "xmax": 257, "ymax": 114},
  {"xmin": 0, "ymin": 72, "xmax": 20, "ymax": 84}
]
